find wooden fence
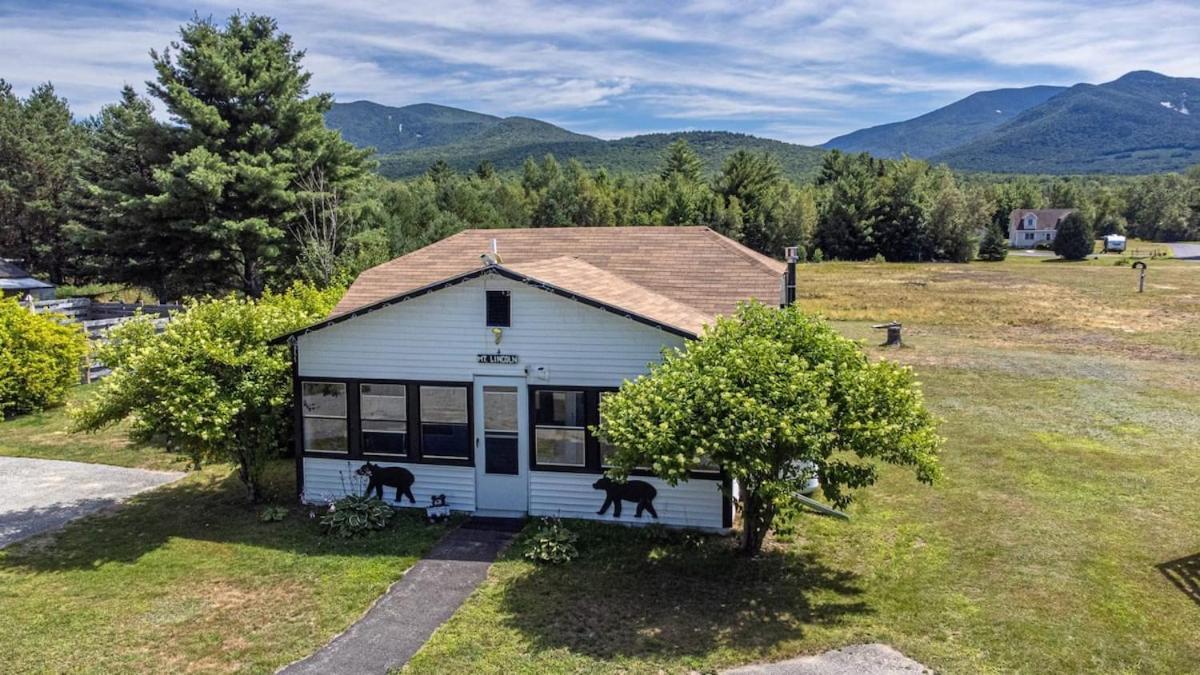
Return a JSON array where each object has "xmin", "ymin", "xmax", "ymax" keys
[{"xmin": 27, "ymin": 298, "xmax": 181, "ymax": 383}]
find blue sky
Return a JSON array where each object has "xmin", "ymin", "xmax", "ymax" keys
[{"xmin": 1, "ymin": 0, "xmax": 1197, "ymax": 144}]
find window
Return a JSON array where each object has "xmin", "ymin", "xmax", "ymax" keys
[
  {"xmin": 482, "ymin": 386, "xmax": 519, "ymax": 474},
  {"xmin": 486, "ymin": 290, "xmax": 510, "ymax": 327},
  {"xmin": 420, "ymin": 385, "xmax": 470, "ymax": 458},
  {"xmin": 1024, "ymin": 232, "xmax": 1035, "ymax": 241},
  {"xmin": 1024, "ymin": 214, "xmax": 1037, "ymax": 230},
  {"xmin": 361, "ymin": 383, "xmax": 407, "ymax": 455},
  {"xmin": 301, "ymin": 382, "xmax": 347, "ymax": 453},
  {"xmin": 534, "ymin": 389, "xmax": 586, "ymax": 466}
]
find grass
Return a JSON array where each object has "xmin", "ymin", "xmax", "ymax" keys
[
  {"xmin": 0, "ymin": 460, "xmax": 452, "ymax": 673},
  {"xmin": 405, "ymin": 256, "xmax": 1200, "ymax": 674},
  {"xmin": 3, "ymin": 255, "xmax": 1198, "ymax": 673},
  {"xmin": 0, "ymin": 386, "xmax": 187, "ymax": 471}
]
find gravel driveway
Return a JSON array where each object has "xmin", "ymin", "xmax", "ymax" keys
[{"xmin": 0, "ymin": 457, "xmax": 184, "ymax": 548}]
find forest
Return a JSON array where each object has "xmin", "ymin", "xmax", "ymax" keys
[{"xmin": 2, "ymin": 13, "xmax": 1198, "ymax": 302}]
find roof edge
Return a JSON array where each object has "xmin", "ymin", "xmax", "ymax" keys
[{"xmin": 270, "ymin": 264, "xmax": 699, "ymax": 346}]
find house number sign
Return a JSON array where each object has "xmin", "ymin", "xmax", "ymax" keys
[{"xmin": 477, "ymin": 353, "xmax": 519, "ymax": 365}]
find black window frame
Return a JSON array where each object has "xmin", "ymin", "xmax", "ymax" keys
[
  {"xmin": 299, "ymin": 380, "xmax": 350, "ymax": 455},
  {"xmin": 295, "ymin": 376, "xmax": 473, "ymax": 467},
  {"xmin": 486, "ymin": 289, "xmax": 511, "ymax": 327},
  {"xmin": 527, "ymin": 385, "xmax": 722, "ymax": 480},
  {"xmin": 359, "ymin": 382, "xmax": 409, "ymax": 458}
]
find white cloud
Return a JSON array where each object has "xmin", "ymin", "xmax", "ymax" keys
[{"xmin": 1, "ymin": 0, "xmax": 1195, "ymax": 139}]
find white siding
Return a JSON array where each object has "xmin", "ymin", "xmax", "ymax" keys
[
  {"xmin": 529, "ymin": 471, "xmax": 727, "ymax": 531},
  {"xmin": 302, "ymin": 458, "xmax": 476, "ymax": 511},
  {"xmin": 296, "ymin": 274, "xmax": 686, "ymax": 387}
]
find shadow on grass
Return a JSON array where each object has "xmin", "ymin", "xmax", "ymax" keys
[
  {"xmin": 0, "ymin": 461, "xmax": 449, "ymax": 572},
  {"xmin": 496, "ymin": 523, "xmax": 868, "ymax": 661},
  {"xmin": 1157, "ymin": 553, "xmax": 1200, "ymax": 607}
]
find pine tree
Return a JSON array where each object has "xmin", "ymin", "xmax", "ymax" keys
[
  {"xmin": 977, "ymin": 225, "xmax": 1009, "ymax": 261},
  {"xmin": 105, "ymin": 13, "xmax": 375, "ymax": 297},
  {"xmin": 659, "ymin": 139, "xmax": 704, "ymax": 183}
]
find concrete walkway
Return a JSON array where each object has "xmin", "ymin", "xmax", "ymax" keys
[
  {"xmin": 280, "ymin": 521, "xmax": 517, "ymax": 675},
  {"xmin": 725, "ymin": 644, "xmax": 929, "ymax": 674},
  {"xmin": 0, "ymin": 456, "xmax": 183, "ymax": 548}
]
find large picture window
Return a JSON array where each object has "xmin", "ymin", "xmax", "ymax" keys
[
  {"xmin": 301, "ymin": 382, "xmax": 347, "ymax": 453},
  {"xmin": 534, "ymin": 389, "xmax": 587, "ymax": 466},
  {"xmin": 361, "ymin": 383, "xmax": 407, "ymax": 455},
  {"xmin": 420, "ymin": 385, "xmax": 470, "ymax": 459}
]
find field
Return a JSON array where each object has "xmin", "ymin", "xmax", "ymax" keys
[
  {"xmin": 406, "ymin": 256, "xmax": 1200, "ymax": 674},
  {"xmin": 2, "ymin": 255, "xmax": 1198, "ymax": 673}
]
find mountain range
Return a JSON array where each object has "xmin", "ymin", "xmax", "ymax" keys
[
  {"xmin": 325, "ymin": 71, "xmax": 1199, "ymax": 178},
  {"xmin": 327, "ymin": 101, "xmax": 826, "ymax": 180},
  {"xmin": 826, "ymin": 71, "xmax": 1199, "ymax": 173}
]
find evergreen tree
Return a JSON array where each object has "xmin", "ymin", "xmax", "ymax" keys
[
  {"xmin": 977, "ymin": 225, "xmax": 1009, "ymax": 261},
  {"xmin": 659, "ymin": 138, "xmax": 704, "ymax": 183},
  {"xmin": 0, "ymin": 82, "xmax": 85, "ymax": 283},
  {"xmin": 814, "ymin": 151, "xmax": 881, "ymax": 260},
  {"xmin": 1052, "ymin": 212, "xmax": 1095, "ymax": 260},
  {"xmin": 101, "ymin": 13, "xmax": 373, "ymax": 298}
]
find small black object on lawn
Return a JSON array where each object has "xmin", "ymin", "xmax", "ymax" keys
[{"xmin": 874, "ymin": 321, "xmax": 903, "ymax": 346}]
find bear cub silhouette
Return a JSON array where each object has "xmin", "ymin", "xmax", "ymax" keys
[
  {"xmin": 593, "ymin": 477, "xmax": 658, "ymax": 518},
  {"xmin": 356, "ymin": 462, "xmax": 415, "ymax": 504}
]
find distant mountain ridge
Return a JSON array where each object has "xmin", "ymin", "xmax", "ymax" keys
[
  {"xmin": 825, "ymin": 70, "xmax": 1200, "ymax": 174},
  {"xmin": 326, "ymin": 71, "xmax": 1200, "ymax": 179},
  {"xmin": 822, "ymin": 85, "xmax": 1066, "ymax": 158},
  {"xmin": 932, "ymin": 71, "xmax": 1200, "ymax": 173},
  {"xmin": 324, "ymin": 101, "xmax": 826, "ymax": 180}
]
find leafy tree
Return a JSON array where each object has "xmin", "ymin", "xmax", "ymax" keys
[
  {"xmin": 0, "ymin": 298, "xmax": 88, "ymax": 416},
  {"xmin": 86, "ymin": 13, "xmax": 372, "ymax": 298},
  {"xmin": 977, "ymin": 225, "xmax": 1009, "ymax": 261},
  {"xmin": 73, "ymin": 283, "xmax": 340, "ymax": 500},
  {"xmin": 1052, "ymin": 212, "xmax": 1095, "ymax": 260},
  {"xmin": 0, "ymin": 82, "xmax": 86, "ymax": 283},
  {"xmin": 659, "ymin": 139, "xmax": 705, "ymax": 183},
  {"xmin": 1124, "ymin": 173, "xmax": 1195, "ymax": 241},
  {"xmin": 873, "ymin": 158, "xmax": 933, "ymax": 261},
  {"xmin": 597, "ymin": 302, "xmax": 941, "ymax": 555}
]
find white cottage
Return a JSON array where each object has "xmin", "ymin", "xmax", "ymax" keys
[
  {"xmin": 1009, "ymin": 208, "xmax": 1074, "ymax": 248},
  {"xmin": 276, "ymin": 227, "xmax": 787, "ymax": 531}
]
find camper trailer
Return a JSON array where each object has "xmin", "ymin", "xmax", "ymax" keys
[{"xmin": 1103, "ymin": 234, "xmax": 1127, "ymax": 253}]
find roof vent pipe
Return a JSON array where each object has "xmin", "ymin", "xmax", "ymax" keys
[{"xmin": 783, "ymin": 246, "xmax": 799, "ymax": 307}]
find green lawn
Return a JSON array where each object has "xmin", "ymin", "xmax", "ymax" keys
[
  {"xmin": 2, "ymin": 257, "xmax": 1198, "ymax": 673},
  {"xmin": 0, "ymin": 386, "xmax": 186, "ymax": 471},
  {"xmin": 0, "ymin": 461, "xmax": 452, "ymax": 673},
  {"xmin": 406, "ymin": 258, "xmax": 1200, "ymax": 674}
]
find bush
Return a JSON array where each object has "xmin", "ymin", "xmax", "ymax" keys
[
  {"xmin": 0, "ymin": 298, "xmax": 88, "ymax": 416},
  {"xmin": 258, "ymin": 505, "xmax": 289, "ymax": 522},
  {"xmin": 1053, "ymin": 213, "xmax": 1095, "ymax": 261},
  {"xmin": 523, "ymin": 518, "xmax": 580, "ymax": 564},
  {"xmin": 320, "ymin": 495, "xmax": 394, "ymax": 537},
  {"xmin": 977, "ymin": 226, "xmax": 1008, "ymax": 262},
  {"xmin": 72, "ymin": 282, "xmax": 341, "ymax": 500}
]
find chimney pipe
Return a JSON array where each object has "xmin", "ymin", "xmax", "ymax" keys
[{"xmin": 783, "ymin": 246, "xmax": 799, "ymax": 307}]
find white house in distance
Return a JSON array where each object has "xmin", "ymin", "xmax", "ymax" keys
[
  {"xmin": 1009, "ymin": 208, "xmax": 1074, "ymax": 248},
  {"xmin": 274, "ymin": 227, "xmax": 788, "ymax": 531}
]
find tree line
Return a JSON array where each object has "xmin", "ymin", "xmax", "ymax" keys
[{"xmin": 2, "ymin": 12, "xmax": 1199, "ymax": 303}]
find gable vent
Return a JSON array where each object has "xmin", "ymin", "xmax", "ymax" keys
[{"xmin": 486, "ymin": 290, "xmax": 511, "ymax": 327}]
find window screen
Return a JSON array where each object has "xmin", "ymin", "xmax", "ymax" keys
[
  {"xmin": 486, "ymin": 290, "xmax": 510, "ymax": 327},
  {"xmin": 420, "ymin": 385, "xmax": 470, "ymax": 458},
  {"xmin": 301, "ymin": 382, "xmax": 347, "ymax": 453},
  {"xmin": 534, "ymin": 390, "xmax": 586, "ymax": 466},
  {"xmin": 361, "ymin": 383, "xmax": 407, "ymax": 455}
]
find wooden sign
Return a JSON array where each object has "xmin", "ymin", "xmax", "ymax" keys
[{"xmin": 477, "ymin": 353, "xmax": 519, "ymax": 365}]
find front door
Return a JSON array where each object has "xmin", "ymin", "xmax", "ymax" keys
[{"xmin": 473, "ymin": 376, "xmax": 528, "ymax": 515}]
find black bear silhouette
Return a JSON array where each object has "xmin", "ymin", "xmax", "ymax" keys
[
  {"xmin": 356, "ymin": 462, "xmax": 416, "ymax": 504},
  {"xmin": 593, "ymin": 477, "xmax": 658, "ymax": 518}
]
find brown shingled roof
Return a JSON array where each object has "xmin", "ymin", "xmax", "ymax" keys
[
  {"xmin": 331, "ymin": 227, "xmax": 785, "ymax": 325},
  {"xmin": 506, "ymin": 256, "xmax": 714, "ymax": 335}
]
